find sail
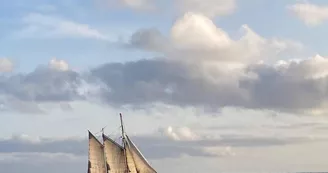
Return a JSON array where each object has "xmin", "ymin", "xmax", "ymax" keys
[
  {"xmin": 124, "ymin": 139, "xmax": 138, "ymax": 173},
  {"xmin": 102, "ymin": 134, "xmax": 127, "ymax": 173},
  {"xmin": 88, "ymin": 131, "xmax": 107, "ymax": 173},
  {"xmin": 125, "ymin": 135, "xmax": 157, "ymax": 173},
  {"xmin": 86, "ymin": 113, "xmax": 157, "ymax": 173}
]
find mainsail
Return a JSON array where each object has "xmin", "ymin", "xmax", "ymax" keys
[
  {"xmin": 88, "ymin": 131, "xmax": 107, "ymax": 173},
  {"xmin": 125, "ymin": 135, "xmax": 157, "ymax": 173},
  {"xmin": 102, "ymin": 134, "xmax": 127, "ymax": 173},
  {"xmin": 87, "ymin": 113, "xmax": 157, "ymax": 173}
]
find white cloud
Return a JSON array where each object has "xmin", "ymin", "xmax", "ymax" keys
[
  {"xmin": 120, "ymin": 0, "xmax": 155, "ymax": 10},
  {"xmin": 0, "ymin": 13, "xmax": 310, "ymax": 116},
  {"xmin": 175, "ymin": 0, "xmax": 236, "ymax": 18},
  {"xmin": 10, "ymin": 134, "xmax": 42, "ymax": 144},
  {"xmin": 0, "ymin": 58, "xmax": 14, "ymax": 72},
  {"xmin": 170, "ymin": 12, "xmax": 232, "ymax": 50},
  {"xmin": 159, "ymin": 126, "xmax": 200, "ymax": 141},
  {"xmin": 129, "ymin": 12, "xmax": 303, "ymax": 65},
  {"xmin": 100, "ymin": 0, "xmax": 155, "ymax": 11},
  {"xmin": 49, "ymin": 58, "xmax": 69, "ymax": 71},
  {"xmin": 203, "ymin": 146, "xmax": 236, "ymax": 157},
  {"xmin": 115, "ymin": 12, "xmax": 328, "ymax": 115},
  {"xmin": 0, "ymin": 152, "xmax": 82, "ymax": 163},
  {"xmin": 17, "ymin": 13, "xmax": 109, "ymax": 40},
  {"xmin": 0, "ymin": 152, "xmax": 85, "ymax": 173},
  {"xmin": 288, "ymin": 2, "xmax": 328, "ymax": 27},
  {"xmin": 273, "ymin": 54, "xmax": 328, "ymax": 80}
]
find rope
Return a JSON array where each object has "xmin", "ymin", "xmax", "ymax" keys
[
  {"xmin": 106, "ymin": 126, "xmax": 122, "ymax": 137},
  {"xmin": 94, "ymin": 125, "xmax": 120, "ymax": 137}
]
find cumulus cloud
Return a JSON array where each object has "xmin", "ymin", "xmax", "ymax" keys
[
  {"xmin": 128, "ymin": 13, "xmax": 303, "ymax": 64},
  {"xmin": 2, "ymin": 12, "xmax": 326, "ymax": 115},
  {"xmin": 240, "ymin": 54, "xmax": 328, "ymax": 115},
  {"xmin": 0, "ymin": 67, "xmax": 82, "ymax": 102},
  {"xmin": 16, "ymin": 13, "xmax": 109, "ymax": 40},
  {"xmin": 0, "ymin": 59, "xmax": 89, "ymax": 113},
  {"xmin": 4, "ymin": 53, "xmax": 328, "ymax": 115},
  {"xmin": 0, "ymin": 15, "xmax": 319, "ymax": 116},
  {"xmin": 288, "ymin": 2, "xmax": 328, "ymax": 27},
  {"xmin": 0, "ymin": 58, "xmax": 14, "ymax": 72},
  {"xmin": 85, "ymin": 13, "xmax": 314, "ymax": 114}
]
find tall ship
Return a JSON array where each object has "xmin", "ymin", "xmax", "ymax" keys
[{"xmin": 87, "ymin": 113, "xmax": 157, "ymax": 173}]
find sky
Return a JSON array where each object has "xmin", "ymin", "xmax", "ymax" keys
[{"xmin": 2, "ymin": 0, "xmax": 328, "ymax": 172}]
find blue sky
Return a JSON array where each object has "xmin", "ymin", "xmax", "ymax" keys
[
  {"xmin": 2, "ymin": 0, "xmax": 328, "ymax": 72},
  {"xmin": 3, "ymin": 0, "xmax": 328, "ymax": 172},
  {"xmin": 0, "ymin": 0, "xmax": 166, "ymax": 72}
]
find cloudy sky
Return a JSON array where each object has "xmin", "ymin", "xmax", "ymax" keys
[{"xmin": 2, "ymin": 0, "xmax": 328, "ymax": 172}]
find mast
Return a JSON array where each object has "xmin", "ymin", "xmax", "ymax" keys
[
  {"xmin": 120, "ymin": 113, "xmax": 130, "ymax": 173},
  {"xmin": 120, "ymin": 113, "xmax": 125, "ymax": 140}
]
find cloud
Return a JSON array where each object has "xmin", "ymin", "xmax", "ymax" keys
[
  {"xmin": 240, "ymin": 54, "xmax": 328, "ymax": 114},
  {"xmin": 159, "ymin": 126, "xmax": 200, "ymax": 141},
  {"xmin": 49, "ymin": 58, "xmax": 69, "ymax": 71},
  {"xmin": 16, "ymin": 13, "xmax": 109, "ymax": 40},
  {"xmin": 4, "ymin": 54, "xmax": 328, "ymax": 115},
  {"xmin": 288, "ymin": 2, "xmax": 328, "ymax": 27},
  {"xmin": 0, "ymin": 131, "xmax": 232, "ymax": 173},
  {"xmin": 85, "ymin": 13, "xmax": 314, "ymax": 114},
  {"xmin": 0, "ymin": 152, "xmax": 82, "ymax": 163},
  {"xmin": 100, "ymin": 0, "xmax": 236, "ymax": 17},
  {"xmin": 0, "ymin": 152, "xmax": 84, "ymax": 173},
  {"xmin": 1, "ymin": 112, "xmax": 328, "ymax": 173},
  {"xmin": 0, "ymin": 67, "xmax": 82, "ymax": 102},
  {"xmin": 203, "ymin": 146, "xmax": 236, "ymax": 157},
  {"xmin": 1, "ymin": 124, "xmax": 321, "ymax": 161},
  {"xmin": 0, "ymin": 98, "xmax": 46, "ymax": 114},
  {"xmin": 103, "ymin": 0, "xmax": 156, "ymax": 11},
  {"xmin": 0, "ymin": 135, "xmax": 86, "ymax": 156},
  {"xmin": 0, "ymin": 59, "xmax": 88, "ymax": 113},
  {"xmin": 0, "ymin": 58, "xmax": 14, "ymax": 72},
  {"xmin": 127, "ymin": 13, "xmax": 303, "ymax": 64},
  {"xmin": 1, "ymin": 13, "xmax": 325, "ymax": 115},
  {"xmin": 0, "ymin": 132, "xmax": 226, "ymax": 160},
  {"xmin": 175, "ymin": 0, "xmax": 236, "ymax": 18}
]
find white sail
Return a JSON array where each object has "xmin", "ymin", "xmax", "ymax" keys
[
  {"xmin": 125, "ymin": 135, "xmax": 157, "ymax": 173},
  {"xmin": 88, "ymin": 131, "xmax": 107, "ymax": 173},
  {"xmin": 124, "ymin": 139, "xmax": 138, "ymax": 173},
  {"xmin": 102, "ymin": 134, "xmax": 127, "ymax": 173}
]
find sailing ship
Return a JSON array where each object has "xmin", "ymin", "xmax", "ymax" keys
[{"xmin": 87, "ymin": 113, "xmax": 157, "ymax": 173}]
